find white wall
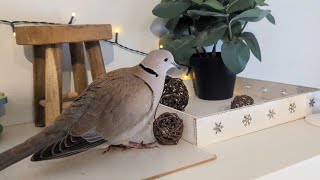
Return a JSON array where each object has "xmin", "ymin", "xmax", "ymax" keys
[
  {"xmin": 0, "ymin": 0, "xmax": 159, "ymax": 126},
  {"xmin": 241, "ymin": 0, "xmax": 320, "ymax": 88},
  {"xmin": 0, "ymin": 0, "xmax": 320, "ymax": 126}
]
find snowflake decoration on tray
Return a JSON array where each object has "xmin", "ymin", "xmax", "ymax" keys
[
  {"xmin": 289, "ymin": 103, "xmax": 296, "ymax": 113},
  {"xmin": 267, "ymin": 109, "xmax": 276, "ymax": 119},
  {"xmin": 309, "ymin": 98, "xmax": 315, "ymax": 108},
  {"xmin": 242, "ymin": 115, "xmax": 252, "ymax": 126},
  {"xmin": 213, "ymin": 122, "xmax": 224, "ymax": 134}
]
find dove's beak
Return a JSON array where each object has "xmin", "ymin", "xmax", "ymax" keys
[{"xmin": 171, "ymin": 62, "xmax": 181, "ymax": 70}]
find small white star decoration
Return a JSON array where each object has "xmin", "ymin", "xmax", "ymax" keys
[
  {"xmin": 289, "ymin": 103, "xmax": 296, "ymax": 113},
  {"xmin": 213, "ymin": 122, "xmax": 224, "ymax": 134},
  {"xmin": 242, "ymin": 115, "xmax": 252, "ymax": 126},
  {"xmin": 267, "ymin": 109, "xmax": 276, "ymax": 119},
  {"xmin": 309, "ymin": 98, "xmax": 315, "ymax": 108}
]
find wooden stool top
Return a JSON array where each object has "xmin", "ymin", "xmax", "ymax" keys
[{"xmin": 15, "ymin": 24, "xmax": 112, "ymax": 45}]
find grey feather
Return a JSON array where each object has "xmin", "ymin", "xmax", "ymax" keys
[{"xmin": 0, "ymin": 50, "xmax": 176, "ymax": 171}]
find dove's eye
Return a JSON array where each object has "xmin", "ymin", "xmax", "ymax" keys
[{"xmin": 164, "ymin": 58, "xmax": 168, "ymax": 62}]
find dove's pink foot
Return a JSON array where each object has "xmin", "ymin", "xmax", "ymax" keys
[
  {"xmin": 103, "ymin": 141, "xmax": 158, "ymax": 153},
  {"xmin": 128, "ymin": 141, "xmax": 158, "ymax": 149}
]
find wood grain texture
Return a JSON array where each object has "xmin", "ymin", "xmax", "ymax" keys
[
  {"xmin": 33, "ymin": 46, "xmax": 46, "ymax": 127},
  {"xmin": 63, "ymin": 92, "xmax": 79, "ymax": 101},
  {"xmin": 84, "ymin": 41, "xmax": 106, "ymax": 80},
  {"xmin": 39, "ymin": 100, "xmax": 73, "ymax": 111},
  {"xmin": 15, "ymin": 24, "xmax": 112, "ymax": 45},
  {"xmin": 45, "ymin": 45, "xmax": 62, "ymax": 125},
  {"xmin": 69, "ymin": 43, "xmax": 88, "ymax": 94},
  {"xmin": 143, "ymin": 155, "xmax": 217, "ymax": 180}
]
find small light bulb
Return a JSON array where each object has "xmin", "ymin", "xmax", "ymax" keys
[
  {"xmin": 159, "ymin": 45, "xmax": 164, "ymax": 49},
  {"xmin": 115, "ymin": 28, "xmax": 120, "ymax": 33},
  {"xmin": 72, "ymin": 12, "xmax": 76, "ymax": 17},
  {"xmin": 182, "ymin": 74, "xmax": 191, "ymax": 81},
  {"xmin": 13, "ymin": 32, "xmax": 16, "ymax": 37}
]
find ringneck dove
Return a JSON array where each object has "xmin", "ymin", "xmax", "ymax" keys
[{"xmin": 0, "ymin": 50, "xmax": 179, "ymax": 171}]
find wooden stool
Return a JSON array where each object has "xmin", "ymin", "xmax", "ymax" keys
[{"xmin": 15, "ymin": 24, "xmax": 112, "ymax": 127}]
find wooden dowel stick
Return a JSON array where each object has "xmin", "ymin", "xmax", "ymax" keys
[
  {"xmin": 45, "ymin": 44, "xmax": 62, "ymax": 125},
  {"xmin": 143, "ymin": 155, "xmax": 217, "ymax": 180},
  {"xmin": 33, "ymin": 45, "xmax": 46, "ymax": 127},
  {"xmin": 84, "ymin": 41, "xmax": 106, "ymax": 80}
]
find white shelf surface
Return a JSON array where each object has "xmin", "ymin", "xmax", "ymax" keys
[
  {"xmin": 160, "ymin": 118, "xmax": 320, "ymax": 180},
  {"xmin": 257, "ymin": 155, "xmax": 320, "ymax": 180},
  {"xmin": 0, "ymin": 123, "xmax": 214, "ymax": 180},
  {"xmin": 1, "ymin": 118, "xmax": 320, "ymax": 180}
]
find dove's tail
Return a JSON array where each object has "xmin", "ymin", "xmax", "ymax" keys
[{"xmin": 0, "ymin": 122, "xmax": 67, "ymax": 171}]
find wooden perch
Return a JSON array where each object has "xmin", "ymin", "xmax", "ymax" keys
[
  {"xmin": 15, "ymin": 24, "xmax": 112, "ymax": 45},
  {"xmin": 63, "ymin": 92, "xmax": 79, "ymax": 101},
  {"xmin": 39, "ymin": 100, "xmax": 73, "ymax": 111},
  {"xmin": 39, "ymin": 92, "xmax": 78, "ymax": 110},
  {"xmin": 16, "ymin": 24, "xmax": 110, "ymax": 126}
]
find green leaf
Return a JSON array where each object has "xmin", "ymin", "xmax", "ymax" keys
[
  {"xmin": 159, "ymin": 34, "xmax": 175, "ymax": 46},
  {"xmin": 192, "ymin": 0, "xmax": 204, "ymax": 3},
  {"xmin": 231, "ymin": 22, "xmax": 243, "ymax": 36},
  {"xmin": 152, "ymin": 1, "xmax": 192, "ymax": 18},
  {"xmin": 166, "ymin": 17, "xmax": 180, "ymax": 32},
  {"xmin": 254, "ymin": 0, "xmax": 268, "ymax": 6},
  {"xmin": 160, "ymin": 35, "xmax": 196, "ymax": 65},
  {"xmin": 221, "ymin": 39, "xmax": 250, "ymax": 74},
  {"xmin": 203, "ymin": 0, "xmax": 225, "ymax": 10},
  {"xmin": 173, "ymin": 16, "xmax": 193, "ymax": 35},
  {"xmin": 227, "ymin": 0, "xmax": 254, "ymax": 14},
  {"xmin": 0, "ymin": 124, "xmax": 2, "ymax": 135},
  {"xmin": 241, "ymin": 32, "xmax": 261, "ymax": 61},
  {"xmin": 254, "ymin": 0, "xmax": 264, "ymax": 3},
  {"xmin": 259, "ymin": 3, "xmax": 269, "ymax": 6},
  {"xmin": 195, "ymin": 24, "xmax": 228, "ymax": 46},
  {"xmin": 161, "ymin": 0, "xmax": 173, "ymax": 2},
  {"xmin": 187, "ymin": 10, "xmax": 229, "ymax": 17},
  {"xmin": 230, "ymin": 7, "xmax": 271, "ymax": 24},
  {"xmin": 266, "ymin": 13, "xmax": 276, "ymax": 25}
]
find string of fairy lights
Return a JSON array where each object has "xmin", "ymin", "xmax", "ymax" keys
[
  {"xmin": 0, "ymin": 12, "xmax": 191, "ymax": 79},
  {"xmin": 0, "ymin": 12, "xmax": 148, "ymax": 56},
  {"xmin": 0, "ymin": 13, "xmax": 76, "ymax": 37}
]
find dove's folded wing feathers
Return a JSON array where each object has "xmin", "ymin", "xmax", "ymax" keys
[
  {"xmin": 31, "ymin": 68, "xmax": 154, "ymax": 160},
  {"xmin": 57, "ymin": 68, "xmax": 134, "ymax": 128},
  {"xmin": 69, "ymin": 74, "xmax": 154, "ymax": 144}
]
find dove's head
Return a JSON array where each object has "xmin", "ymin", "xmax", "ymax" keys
[{"xmin": 139, "ymin": 50, "xmax": 180, "ymax": 77}]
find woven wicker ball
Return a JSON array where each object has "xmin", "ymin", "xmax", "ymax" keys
[
  {"xmin": 231, "ymin": 95, "xmax": 254, "ymax": 109},
  {"xmin": 160, "ymin": 76, "xmax": 189, "ymax": 111},
  {"xmin": 153, "ymin": 112, "xmax": 184, "ymax": 145}
]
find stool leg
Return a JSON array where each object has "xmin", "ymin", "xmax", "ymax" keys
[
  {"xmin": 84, "ymin": 41, "xmax": 106, "ymax": 80},
  {"xmin": 69, "ymin": 43, "xmax": 88, "ymax": 94},
  {"xmin": 45, "ymin": 44, "xmax": 62, "ymax": 125},
  {"xmin": 33, "ymin": 45, "xmax": 46, "ymax": 127}
]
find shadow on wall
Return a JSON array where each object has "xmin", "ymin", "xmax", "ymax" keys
[{"xmin": 22, "ymin": 42, "xmax": 115, "ymax": 93}]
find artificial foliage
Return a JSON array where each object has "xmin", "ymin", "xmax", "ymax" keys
[
  {"xmin": 0, "ymin": 92, "xmax": 7, "ymax": 136},
  {"xmin": 152, "ymin": 0, "xmax": 275, "ymax": 74},
  {"xmin": 0, "ymin": 93, "xmax": 7, "ymax": 104}
]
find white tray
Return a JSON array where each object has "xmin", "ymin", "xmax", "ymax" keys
[{"xmin": 156, "ymin": 77, "xmax": 320, "ymax": 147}]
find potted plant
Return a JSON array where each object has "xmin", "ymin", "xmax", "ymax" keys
[
  {"xmin": 152, "ymin": 0, "xmax": 275, "ymax": 100},
  {"xmin": 0, "ymin": 92, "xmax": 7, "ymax": 136}
]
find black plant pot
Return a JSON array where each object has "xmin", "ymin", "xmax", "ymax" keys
[{"xmin": 190, "ymin": 52, "xmax": 236, "ymax": 100}]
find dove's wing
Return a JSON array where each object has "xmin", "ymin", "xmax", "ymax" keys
[
  {"xmin": 31, "ymin": 72, "xmax": 154, "ymax": 161},
  {"xmin": 57, "ymin": 68, "xmax": 134, "ymax": 127},
  {"xmin": 69, "ymin": 74, "xmax": 154, "ymax": 142}
]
